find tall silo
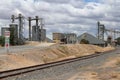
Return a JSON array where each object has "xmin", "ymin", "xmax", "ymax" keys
[
  {"xmin": 9, "ymin": 23, "xmax": 18, "ymax": 45},
  {"xmin": 32, "ymin": 25, "xmax": 37, "ymax": 41},
  {"xmin": 39, "ymin": 29, "xmax": 46, "ymax": 42}
]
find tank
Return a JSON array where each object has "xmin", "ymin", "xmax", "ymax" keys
[
  {"xmin": 39, "ymin": 29, "xmax": 46, "ymax": 42},
  {"xmin": 9, "ymin": 23, "xmax": 19, "ymax": 45},
  {"xmin": 32, "ymin": 25, "xmax": 46, "ymax": 41},
  {"xmin": 32, "ymin": 25, "xmax": 38, "ymax": 41}
]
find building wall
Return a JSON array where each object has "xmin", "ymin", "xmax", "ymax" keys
[
  {"xmin": 53, "ymin": 33, "xmax": 64, "ymax": 43},
  {"xmin": 64, "ymin": 33, "xmax": 77, "ymax": 44},
  {"xmin": 53, "ymin": 33, "xmax": 77, "ymax": 44},
  {"xmin": 53, "ymin": 33, "xmax": 63, "ymax": 40}
]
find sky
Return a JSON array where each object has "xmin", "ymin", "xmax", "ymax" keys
[{"xmin": 0, "ymin": 0, "xmax": 120, "ymax": 39}]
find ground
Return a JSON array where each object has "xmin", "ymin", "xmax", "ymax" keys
[
  {"xmin": 68, "ymin": 53, "xmax": 120, "ymax": 80},
  {"xmin": 0, "ymin": 43, "xmax": 114, "ymax": 71}
]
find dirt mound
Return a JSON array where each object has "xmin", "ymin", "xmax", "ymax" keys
[
  {"xmin": 103, "ymin": 46, "xmax": 115, "ymax": 52},
  {"xmin": 25, "ymin": 41, "xmax": 41, "ymax": 46},
  {"xmin": 50, "ymin": 44, "xmax": 103, "ymax": 58},
  {"xmin": 0, "ymin": 44, "xmax": 115, "ymax": 71},
  {"xmin": 25, "ymin": 41, "xmax": 55, "ymax": 47}
]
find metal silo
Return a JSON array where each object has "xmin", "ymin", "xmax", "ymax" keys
[{"xmin": 9, "ymin": 23, "xmax": 19, "ymax": 45}]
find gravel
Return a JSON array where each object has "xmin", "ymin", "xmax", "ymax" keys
[
  {"xmin": 0, "ymin": 45, "xmax": 50, "ymax": 54},
  {"xmin": 5, "ymin": 47, "xmax": 120, "ymax": 80},
  {"xmin": 0, "ymin": 45, "xmax": 35, "ymax": 54}
]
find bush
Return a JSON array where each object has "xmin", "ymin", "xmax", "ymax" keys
[
  {"xmin": 0, "ymin": 36, "xmax": 5, "ymax": 46},
  {"xmin": 80, "ymin": 39, "xmax": 89, "ymax": 44}
]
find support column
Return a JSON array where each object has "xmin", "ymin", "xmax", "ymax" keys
[
  {"xmin": 28, "ymin": 17, "xmax": 31, "ymax": 41},
  {"xmin": 97, "ymin": 21, "xmax": 100, "ymax": 39}
]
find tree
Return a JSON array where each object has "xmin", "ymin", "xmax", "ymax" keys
[
  {"xmin": 80, "ymin": 39, "xmax": 89, "ymax": 44},
  {"xmin": 0, "ymin": 36, "xmax": 5, "ymax": 46},
  {"xmin": 116, "ymin": 37, "xmax": 120, "ymax": 45}
]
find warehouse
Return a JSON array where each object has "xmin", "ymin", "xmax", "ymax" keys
[{"xmin": 77, "ymin": 33, "xmax": 105, "ymax": 46}]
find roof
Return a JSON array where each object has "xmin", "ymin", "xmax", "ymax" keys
[{"xmin": 77, "ymin": 33, "xmax": 105, "ymax": 44}]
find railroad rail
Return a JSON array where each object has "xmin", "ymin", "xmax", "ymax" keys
[{"xmin": 0, "ymin": 49, "xmax": 115, "ymax": 79}]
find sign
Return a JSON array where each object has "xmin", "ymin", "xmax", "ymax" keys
[
  {"xmin": 5, "ymin": 31, "xmax": 10, "ymax": 53},
  {"xmin": 4, "ymin": 31, "xmax": 10, "ymax": 37}
]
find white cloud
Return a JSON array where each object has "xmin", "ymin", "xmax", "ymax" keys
[{"xmin": 0, "ymin": 0, "xmax": 119, "ymax": 39}]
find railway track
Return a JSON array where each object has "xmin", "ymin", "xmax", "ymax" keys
[{"xmin": 0, "ymin": 49, "xmax": 115, "ymax": 79}]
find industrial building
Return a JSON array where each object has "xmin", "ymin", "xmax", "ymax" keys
[
  {"xmin": 28, "ymin": 16, "xmax": 46, "ymax": 42},
  {"xmin": 10, "ymin": 14, "xmax": 25, "ymax": 45},
  {"xmin": 77, "ymin": 33, "xmax": 105, "ymax": 46},
  {"xmin": 32, "ymin": 25, "xmax": 46, "ymax": 41},
  {"xmin": 1, "ymin": 14, "xmax": 47, "ymax": 45},
  {"xmin": 53, "ymin": 33, "xmax": 77, "ymax": 44}
]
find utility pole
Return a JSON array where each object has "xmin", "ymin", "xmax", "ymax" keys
[
  {"xmin": 114, "ymin": 30, "xmax": 116, "ymax": 40},
  {"xmin": 97, "ymin": 21, "xmax": 100, "ymax": 39},
  {"xmin": 102, "ymin": 25, "xmax": 105, "ymax": 40},
  {"xmin": 28, "ymin": 17, "xmax": 32, "ymax": 41}
]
